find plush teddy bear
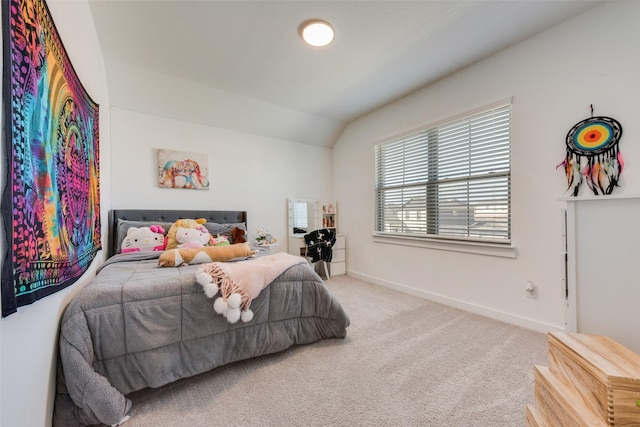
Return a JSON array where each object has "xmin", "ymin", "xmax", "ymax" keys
[
  {"xmin": 231, "ymin": 226, "xmax": 247, "ymax": 243},
  {"xmin": 121, "ymin": 225, "xmax": 166, "ymax": 253}
]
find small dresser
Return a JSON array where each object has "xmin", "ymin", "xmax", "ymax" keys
[{"xmin": 328, "ymin": 235, "xmax": 345, "ymax": 276}]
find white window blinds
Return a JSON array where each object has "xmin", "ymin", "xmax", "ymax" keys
[{"xmin": 375, "ymin": 101, "xmax": 511, "ymax": 243}]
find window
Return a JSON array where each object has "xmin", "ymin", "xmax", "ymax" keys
[{"xmin": 375, "ymin": 100, "xmax": 511, "ymax": 244}]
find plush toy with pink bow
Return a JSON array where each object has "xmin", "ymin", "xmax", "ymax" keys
[{"xmin": 120, "ymin": 225, "xmax": 166, "ymax": 253}]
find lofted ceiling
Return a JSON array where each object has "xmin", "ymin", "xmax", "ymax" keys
[{"xmin": 88, "ymin": 0, "xmax": 603, "ymax": 147}]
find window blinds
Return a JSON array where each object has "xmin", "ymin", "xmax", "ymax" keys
[{"xmin": 375, "ymin": 102, "xmax": 511, "ymax": 243}]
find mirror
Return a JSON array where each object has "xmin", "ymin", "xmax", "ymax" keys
[{"xmin": 288, "ymin": 199, "xmax": 316, "ymax": 236}]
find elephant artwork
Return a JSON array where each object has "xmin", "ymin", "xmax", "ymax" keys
[{"xmin": 158, "ymin": 149, "xmax": 210, "ymax": 190}]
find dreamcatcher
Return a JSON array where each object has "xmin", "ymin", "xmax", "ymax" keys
[{"xmin": 557, "ymin": 107, "xmax": 624, "ymax": 196}]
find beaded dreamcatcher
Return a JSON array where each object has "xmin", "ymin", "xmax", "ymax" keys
[{"xmin": 557, "ymin": 108, "xmax": 624, "ymax": 196}]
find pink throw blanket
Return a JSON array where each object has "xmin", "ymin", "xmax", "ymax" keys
[{"xmin": 196, "ymin": 253, "xmax": 305, "ymax": 323}]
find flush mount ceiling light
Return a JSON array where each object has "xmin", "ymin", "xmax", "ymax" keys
[{"xmin": 300, "ymin": 20, "xmax": 334, "ymax": 47}]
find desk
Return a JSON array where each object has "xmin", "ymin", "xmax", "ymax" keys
[{"xmin": 288, "ymin": 235, "xmax": 308, "ymax": 257}]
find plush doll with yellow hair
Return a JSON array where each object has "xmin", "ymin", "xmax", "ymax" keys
[{"xmin": 165, "ymin": 218, "xmax": 213, "ymax": 250}]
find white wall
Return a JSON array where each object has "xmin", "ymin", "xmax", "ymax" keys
[
  {"xmin": 0, "ymin": 1, "xmax": 111, "ymax": 427},
  {"xmin": 333, "ymin": 1, "xmax": 640, "ymax": 333},
  {"xmin": 109, "ymin": 106, "xmax": 333, "ymax": 246},
  {"xmin": 565, "ymin": 195, "xmax": 640, "ymax": 353}
]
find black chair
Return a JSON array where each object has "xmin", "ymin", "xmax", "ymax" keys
[{"xmin": 303, "ymin": 229, "xmax": 336, "ymax": 279}]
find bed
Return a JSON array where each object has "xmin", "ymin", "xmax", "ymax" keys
[{"xmin": 53, "ymin": 210, "xmax": 350, "ymax": 426}]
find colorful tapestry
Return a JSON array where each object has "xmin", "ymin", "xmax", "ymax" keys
[{"xmin": 1, "ymin": 0, "xmax": 101, "ymax": 316}]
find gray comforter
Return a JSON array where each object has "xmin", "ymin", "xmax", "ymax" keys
[{"xmin": 53, "ymin": 253, "xmax": 350, "ymax": 426}]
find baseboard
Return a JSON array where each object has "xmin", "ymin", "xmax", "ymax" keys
[{"xmin": 347, "ymin": 270, "xmax": 563, "ymax": 334}]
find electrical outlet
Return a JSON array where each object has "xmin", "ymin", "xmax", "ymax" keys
[{"xmin": 525, "ymin": 281, "xmax": 537, "ymax": 299}]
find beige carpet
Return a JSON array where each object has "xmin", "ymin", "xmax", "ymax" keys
[{"xmin": 121, "ymin": 275, "xmax": 548, "ymax": 427}]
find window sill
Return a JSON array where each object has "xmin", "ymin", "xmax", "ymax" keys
[{"xmin": 372, "ymin": 234, "xmax": 517, "ymax": 258}]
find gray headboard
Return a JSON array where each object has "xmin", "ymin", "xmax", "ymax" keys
[{"xmin": 108, "ymin": 209, "xmax": 247, "ymax": 258}]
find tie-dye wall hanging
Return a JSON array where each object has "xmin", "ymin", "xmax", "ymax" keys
[{"xmin": 1, "ymin": 0, "xmax": 101, "ymax": 316}]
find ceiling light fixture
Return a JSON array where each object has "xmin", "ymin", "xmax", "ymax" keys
[{"xmin": 300, "ymin": 20, "xmax": 334, "ymax": 47}]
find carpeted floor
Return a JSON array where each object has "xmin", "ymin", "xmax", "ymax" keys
[{"xmin": 121, "ymin": 275, "xmax": 548, "ymax": 427}]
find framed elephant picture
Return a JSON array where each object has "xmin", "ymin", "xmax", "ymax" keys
[{"xmin": 157, "ymin": 149, "xmax": 210, "ymax": 190}]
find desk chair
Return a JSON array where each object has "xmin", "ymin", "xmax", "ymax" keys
[{"xmin": 303, "ymin": 229, "xmax": 336, "ymax": 279}]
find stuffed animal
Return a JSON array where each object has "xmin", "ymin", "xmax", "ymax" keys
[
  {"xmin": 165, "ymin": 218, "xmax": 213, "ymax": 249},
  {"xmin": 231, "ymin": 226, "xmax": 247, "ymax": 243},
  {"xmin": 121, "ymin": 225, "xmax": 166, "ymax": 253},
  {"xmin": 158, "ymin": 244, "xmax": 256, "ymax": 267},
  {"xmin": 175, "ymin": 226, "xmax": 212, "ymax": 248},
  {"xmin": 211, "ymin": 235, "xmax": 230, "ymax": 246}
]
